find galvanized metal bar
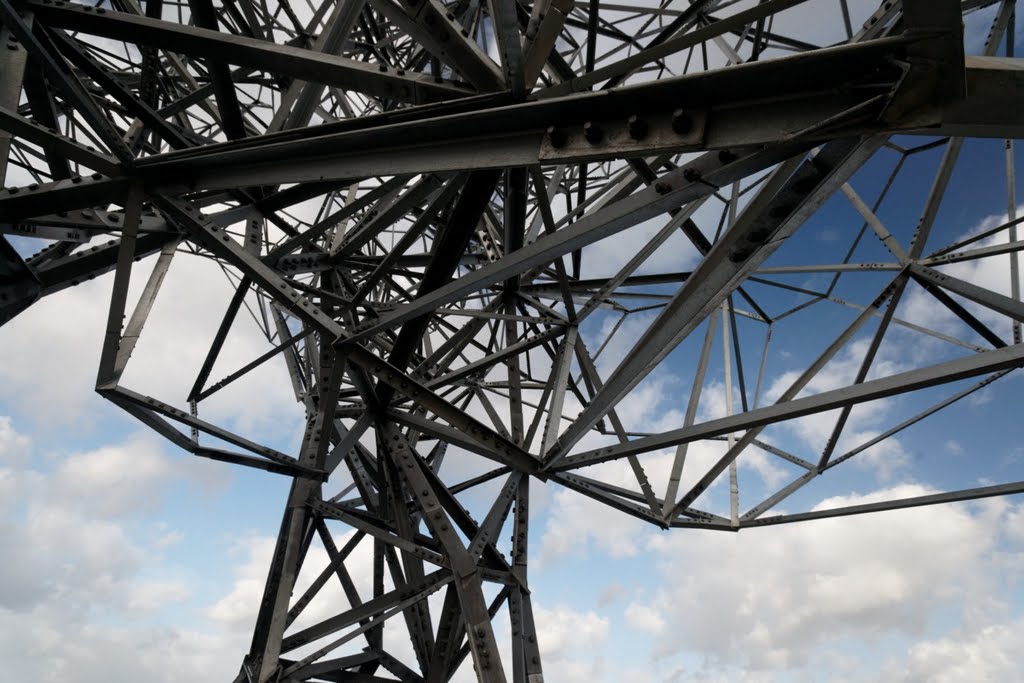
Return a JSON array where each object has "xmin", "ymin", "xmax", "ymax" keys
[
  {"xmin": 745, "ymin": 480, "xmax": 1024, "ymax": 528},
  {"xmin": 559, "ymin": 341, "xmax": 1024, "ymax": 471},
  {"xmin": 26, "ymin": 0, "xmax": 474, "ymax": 104}
]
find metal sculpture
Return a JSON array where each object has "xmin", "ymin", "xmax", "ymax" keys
[{"xmin": 1, "ymin": 0, "xmax": 1022, "ymax": 680}]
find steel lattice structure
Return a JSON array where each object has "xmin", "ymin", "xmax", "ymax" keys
[{"xmin": 1, "ymin": 0, "xmax": 1023, "ymax": 680}]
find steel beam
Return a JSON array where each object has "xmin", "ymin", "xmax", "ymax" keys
[{"xmin": 25, "ymin": 0, "xmax": 474, "ymax": 104}]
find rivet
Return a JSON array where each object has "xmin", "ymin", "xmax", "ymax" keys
[
  {"xmin": 671, "ymin": 109, "xmax": 693, "ymax": 135},
  {"xmin": 546, "ymin": 126, "xmax": 567, "ymax": 149},
  {"xmin": 583, "ymin": 121, "xmax": 603, "ymax": 144},
  {"xmin": 627, "ymin": 115, "xmax": 648, "ymax": 140}
]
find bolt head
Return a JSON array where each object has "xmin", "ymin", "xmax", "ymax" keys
[
  {"xmin": 546, "ymin": 126, "xmax": 567, "ymax": 149},
  {"xmin": 627, "ymin": 115, "xmax": 648, "ymax": 141},
  {"xmin": 671, "ymin": 109, "xmax": 693, "ymax": 135}
]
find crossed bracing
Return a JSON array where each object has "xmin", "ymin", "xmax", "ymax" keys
[{"xmin": 1, "ymin": 0, "xmax": 1023, "ymax": 680}]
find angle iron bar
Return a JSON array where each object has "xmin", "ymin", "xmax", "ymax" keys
[
  {"xmin": 558, "ymin": 342, "xmax": 1024, "ymax": 472},
  {"xmin": 744, "ymin": 480, "xmax": 1024, "ymax": 527},
  {"xmin": 26, "ymin": 0, "xmax": 474, "ymax": 104}
]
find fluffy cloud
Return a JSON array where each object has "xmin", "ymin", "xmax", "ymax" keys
[
  {"xmin": 49, "ymin": 432, "xmax": 226, "ymax": 518},
  {"xmin": 883, "ymin": 619, "xmax": 1024, "ymax": 682},
  {"xmin": 538, "ymin": 483, "xmax": 653, "ymax": 564},
  {"xmin": 126, "ymin": 580, "xmax": 192, "ymax": 611},
  {"xmin": 0, "ymin": 245, "xmax": 305, "ymax": 445},
  {"xmin": 620, "ymin": 486, "xmax": 1024, "ymax": 678},
  {"xmin": 205, "ymin": 534, "xmax": 279, "ymax": 631},
  {"xmin": 0, "ymin": 608, "xmax": 248, "ymax": 682},
  {"xmin": 625, "ymin": 601, "xmax": 667, "ymax": 635},
  {"xmin": 528, "ymin": 486, "xmax": 1024, "ymax": 680},
  {"xmin": 534, "ymin": 603, "xmax": 610, "ymax": 660},
  {"xmin": 0, "ymin": 418, "xmax": 246, "ymax": 681},
  {"xmin": 0, "ymin": 424, "xmax": 167, "ymax": 613}
]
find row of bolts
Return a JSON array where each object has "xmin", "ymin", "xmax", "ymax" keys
[{"xmin": 546, "ymin": 108, "xmax": 695, "ymax": 147}]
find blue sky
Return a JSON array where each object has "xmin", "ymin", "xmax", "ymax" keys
[{"xmin": 2, "ymin": 2, "xmax": 1024, "ymax": 682}]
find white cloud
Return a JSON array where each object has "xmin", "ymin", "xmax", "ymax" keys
[
  {"xmin": 883, "ymin": 619, "xmax": 1024, "ymax": 682},
  {"xmin": 625, "ymin": 601, "xmax": 666, "ymax": 635},
  {"xmin": 525, "ymin": 495, "xmax": 1024, "ymax": 681},
  {"xmin": 580, "ymin": 214, "xmax": 702, "ymax": 283},
  {"xmin": 0, "ymin": 410, "xmax": 397, "ymax": 681},
  {"xmin": 0, "ymin": 418, "xmax": 246, "ymax": 680},
  {"xmin": 538, "ymin": 484, "xmax": 653, "ymax": 564},
  {"xmin": 0, "ymin": 606, "xmax": 247, "ymax": 682},
  {"xmin": 1005, "ymin": 504, "xmax": 1024, "ymax": 545},
  {"xmin": 0, "ymin": 248, "xmax": 305, "ymax": 445},
  {"xmin": 153, "ymin": 528, "xmax": 185, "ymax": 549},
  {"xmin": 206, "ymin": 534, "xmax": 278, "ymax": 630},
  {"xmin": 0, "ymin": 415, "xmax": 31, "ymax": 465},
  {"xmin": 50, "ymin": 432, "xmax": 226, "ymax": 518},
  {"xmin": 126, "ymin": 580, "xmax": 192, "ymax": 611},
  {"xmin": 534, "ymin": 603, "xmax": 610, "ymax": 661},
  {"xmin": 624, "ymin": 486, "xmax": 1023, "ymax": 677},
  {"xmin": 0, "ymin": 415, "xmax": 34, "ymax": 515}
]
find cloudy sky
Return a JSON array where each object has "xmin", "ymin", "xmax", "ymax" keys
[{"xmin": 2, "ymin": 1, "xmax": 1024, "ymax": 682}]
